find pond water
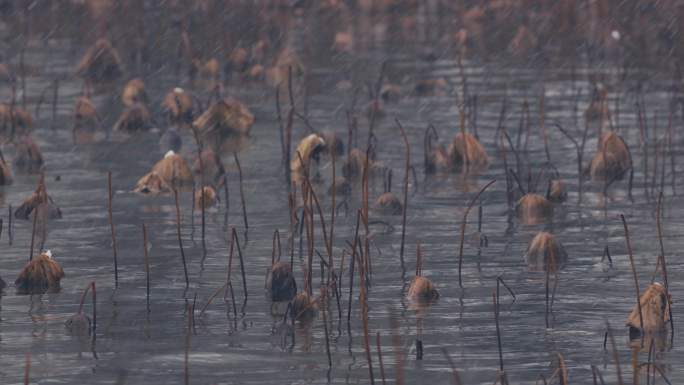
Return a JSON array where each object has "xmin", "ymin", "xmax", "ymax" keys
[{"xmin": 1, "ymin": 3, "xmax": 683, "ymax": 385}]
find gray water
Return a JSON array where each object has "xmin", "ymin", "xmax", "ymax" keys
[{"xmin": 1, "ymin": 12, "xmax": 684, "ymax": 385}]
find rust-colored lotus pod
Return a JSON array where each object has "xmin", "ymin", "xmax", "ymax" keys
[
  {"xmin": 447, "ymin": 132, "xmax": 488, "ymax": 169},
  {"xmin": 162, "ymin": 87, "xmax": 194, "ymax": 127},
  {"xmin": 193, "ymin": 98, "xmax": 254, "ymax": 140},
  {"xmin": 13, "ymin": 135, "xmax": 44, "ymax": 174},
  {"xmin": 291, "ymin": 134, "xmax": 325, "ymax": 181},
  {"xmin": 75, "ymin": 38, "xmax": 123, "ymax": 84},
  {"xmin": 291, "ymin": 291, "xmax": 317, "ymax": 321},
  {"xmin": 626, "ymin": 282, "xmax": 672, "ymax": 334},
  {"xmin": 374, "ymin": 192, "xmax": 402, "ymax": 215},
  {"xmin": 114, "ymin": 103, "xmax": 152, "ymax": 132},
  {"xmin": 194, "ymin": 185, "xmax": 218, "ymax": 209},
  {"xmin": 589, "ymin": 131, "xmax": 631, "ymax": 182},
  {"xmin": 0, "ymin": 104, "xmax": 33, "ymax": 138},
  {"xmin": 121, "ymin": 78, "xmax": 147, "ymax": 107},
  {"xmin": 547, "ymin": 179, "xmax": 567, "ymax": 203},
  {"xmin": 15, "ymin": 250, "xmax": 65, "ymax": 294},
  {"xmin": 516, "ymin": 193, "xmax": 553, "ymax": 224},
  {"xmin": 407, "ymin": 276, "xmax": 439, "ymax": 302},
  {"xmin": 192, "ymin": 148, "xmax": 225, "ymax": 184},
  {"xmin": 524, "ymin": 232, "xmax": 567, "ymax": 272},
  {"xmin": 133, "ymin": 172, "xmax": 171, "ymax": 195},
  {"xmin": 14, "ymin": 175, "xmax": 61, "ymax": 220},
  {"xmin": 266, "ymin": 261, "xmax": 297, "ymax": 302},
  {"xmin": 150, "ymin": 150, "xmax": 194, "ymax": 188}
]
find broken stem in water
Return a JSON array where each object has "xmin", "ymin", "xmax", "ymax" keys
[
  {"xmin": 377, "ymin": 331, "xmax": 387, "ymax": 385},
  {"xmin": 234, "ymin": 153, "xmax": 249, "ymax": 232},
  {"xmin": 174, "ymin": 188, "xmax": 190, "ymax": 288},
  {"xmin": 458, "ymin": 179, "xmax": 496, "ymax": 287},
  {"xmin": 107, "ymin": 171, "xmax": 119, "ymax": 288},
  {"xmin": 231, "ymin": 228, "xmax": 248, "ymax": 302},
  {"xmin": 143, "ymin": 223, "xmax": 150, "ymax": 312},
  {"xmin": 656, "ymin": 193, "xmax": 674, "ymax": 342},
  {"xmin": 620, "ymin": 214, "xmax": 644, "ymax": 337},
  {"xmin": 396, "ymin": 119, "xmax": 410, "ymax": 271}
]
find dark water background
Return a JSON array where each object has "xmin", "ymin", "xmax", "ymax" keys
[{"xmin": 1, "ymin": 2, "xmax": 684, "ymax": 384}]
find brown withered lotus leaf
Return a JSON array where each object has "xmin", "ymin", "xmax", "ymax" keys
[
  {"xmin": 192, "ymin": 148, "xmax": 225, "ymax": 184},
  {"xmin": 0, "ymin": 151, "xmax": 12, "ymax": 185},
  {"xmin": 448, "ymin": 132, "xmax": 488, "ymax": 169},
  {"xmin": 626, "ymin": 282, "xmax": 672, "ymax": 334},
  {"xmin": 374, "ymin": 192, "xmax": 403, "ymax": 215},
  {"xmin": 318, "ymin": 131, "xmax": 345, "ymax": 157},
  {"xmin": 76, "ymin": 38, "xmax": 123, "ymax": 84},
  {"xmin": 133, "ymin": 172, "xmax": 171, "ymax": 195},
  {"xmin": 267, "ymin": 48, "xmax": 305, "ymax": 87},
  {"xmin": 414, "ymin": 78, "xmax": 448, "ymax": 96},
  {"xmin": 65, "ymin": 312, "xmax": 91, "ymax": 336},
  {"xmin": 425, "ymin": 145, "xmax": 450, "ymax": 174},
  {"xmin": 15, "ymin": 251, "xmax": 64, "ymax": 294},
  {"xmin": 507, "ymin": 25, "xmax": 538, "ymax": 56},
  {"xmin": 547, "ymin": 179, "xmax": 567, "ymax": 203},
  {"xmin": 73, "ymin": 97, "xmax": 99, "ymax": 128},
  {"xmin": 162, "ymin": 88, "xmax": 194, "ymax": 127},
  {"xmin": 380, "ymin": 83, "xmax": 402, "ymax": 103},
  {"xmin": 14, "ymin": 176, "xmax": 61, "ymax": 220},
  {"xmin": 265, "ymin": 261, "xmax": 297, "ymax": 302},
  {"xmin": 0, "ymin": 62, "xmax": 14, "ymax": 83},
  {"xmin": 516, "ymin": 193, "xmax": 553, "ymax": 225},
  {"xmin": 407, "ymin": 276, "xmax": 439, "ymax": 302},
  {"xmin": 13, "ymin": 135, "xmax": 44, "ymax": 174},
  {"xmin": 290, "ymin": 134, "xmax": 325, "ymax": 180},
  {"xmin": 247, "ymin": 64, "xmax": 265, "ymax": 81},
  {"xmin": 328, "ymin": 176, "xmax": 351, "ymax": 196},
  {"xmin": 114, "ymin": 103, "xmax": 152, "ymax": 132},
  {"xmin": 589, "ymin": 131, "xmax": 631, "ymax": 182},
  {"xmin": 291, "ymin": 291, "xmax": 317, "ymax": 321},
  {"xmin": 121, "ymin": 78, "xmax": 147, "ymax": 107},
  {"xmin": 365, "ymin": 99, "xmax": 385, "ymax": 120},
  {"xmin": 524, "ymin": 232, "xmax": 567, "ymax": 272},
  {"xmin": 194, "ymin": 98, "xmax": 254, "ymax": 140},
  {"xmin": 150, "ymin": 151, "xmax": 194, "ymax": 188},
  {"xmin": 342, "ymin": 148, "xmax": 372, "ymax": 179},
  {"xmin": 0, "ymin": 276, "xmax": 6, "ymax": 290},
  {"xmin": 0, "ymin": 104, "xmax": 33, "ymax": 138},
  {"xmin": 190, "ymin": 58, "xmax": 220, "ymax": 90},
  {"xmin": 194, "ymin": 185, "xmax": 218, "ymax": 209}
]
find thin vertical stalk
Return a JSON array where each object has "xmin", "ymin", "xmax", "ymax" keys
[
  {"xmin": 458, "ymin": 180, "xmax": 496, "ymax": 287},
  {"xmin": 621, "ymin": 214, "xmax": 643, "ymax": 335},
  {"xmin": 143, "ymin": 223, "xmax": 150, "ymax": 312},
  {"xmin": 174, "ymin": 188, "xmax": 190, "ymax": 287},
  {"xmin": 396, "ymin": 119, "xmax": 410, "ymax": 269},
  {"xmin": 107, "ymin": 171, "xmax": 119, "ymax": 288},
  {"xmin": 234, "ymin": 153, "xmax": 248, "ymax": 231}
]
